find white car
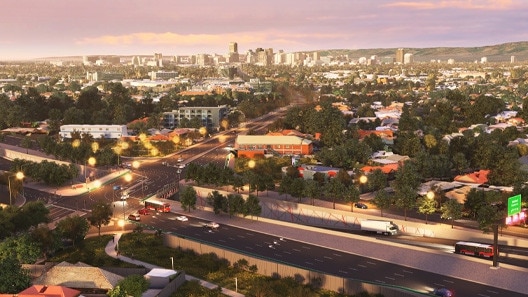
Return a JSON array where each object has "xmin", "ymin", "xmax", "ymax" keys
[
  {"xmin": 205, "ymin": 222, "xmax": 219, "ymax": 229},
  {"xmin": 176, "ymin": 215, "xmax": 188, "ymax": 222}
]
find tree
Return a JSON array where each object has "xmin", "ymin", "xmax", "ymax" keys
[
  {"xmin": 180, "ymin": 186, "xmax": 197, "ymax": 212},
  {"xmin": 394, "ymin": 185, "xmax": 417, "ymax": 221},
  {"xmin": 373, "ymin": 189, "xmax": 392, "ymax": 217},
  {"xmin": 0, "ymin": 257, "xmax": 31, "ymax": 293},
  {"xmin": 416, "ymin": 196, "xmax": 436, "ymax": 224},
  {"xmin": 392, "ymin": 160, "xmax": 421, "ymax": 220},
  {"xmin": 88, "ymin": 200, "xmax": 113, "ymax": 236},
  {"xmin": 207, "ymin": 191, "xmax": 226, "ymax": 215},
  {"xmin": 343, "ymin": 185, "xmax": 360, "ymax": 212},
  {"xmin": 227, "ymin": 193, "xmax": 245, "ymax": 218},
  {"xmin": 464, "ymin": 189, "xmax": 487, "ymax": 219},
  {"xmin": 238, "ymin": 194, "xmax": 260, "ymax": 220},
  {"xmin": 0, "ymin": 233, "xmax": 41, "ymax": 264},
  {"xmin": 107, "ymin": 285, "xmax": 128, "ymax": 297},
  {"xmin": 324, "ymin": 178, "xmax": 347, "ymax": 209},
  {"xmin": 55, "ymin": 215, "xmax": 89, "ymax": 247},
  {"xmin": 31, "ymin": 225, "xmax": 60, "ymax": 260},
  {"xmin": 289, "ymin": 178, "xmax": 306, "ymax": 203},
  {"xmin": 116, "ymin": 274, "xmax": 150, "ymax": 297},
  {"xmin": 477, "ymin": 204, "xmax": 506, "ymax": 233},
  {"xmin": 303, "ymin": 179, "xmax": 322, "ymax": 206},
  {"xmin": 441, "ymin": 199, "xmax": 463, "ymax": 228}
]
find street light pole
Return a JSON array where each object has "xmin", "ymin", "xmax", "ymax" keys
[
  {"xmin": 170, "ymin": 256, "xmax": 174, "ymax": 270},
  {"xmin": 7, "ymin": 172, "xmax": 24, "ymax": 206},
  {"xmin": 8, "ymin": 176, "xmax": 14, "ymax": 206},
  {"xmin": 177, "ymin": 169, "xmax": 182, "ymax": 193}
]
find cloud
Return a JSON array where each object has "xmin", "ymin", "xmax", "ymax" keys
[
  {"xmin": 384, "ymin": 0, "xmax": 516, "ymax": 10},
  {"xmin": 75, "ymin": 31, "xmax": 349, "ymax": 49}
]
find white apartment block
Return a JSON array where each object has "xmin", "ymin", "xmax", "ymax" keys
[{"xmin": 60, "ymin": 125, "xmax": 128, "ymax": 140}]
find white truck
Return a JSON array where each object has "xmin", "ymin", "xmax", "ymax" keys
[{"xmin": 360, "ymin": 220, "xmax": 398, "ymax": 236}]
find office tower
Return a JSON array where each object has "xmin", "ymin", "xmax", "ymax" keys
[
  {"xmin": 395, "ymin": 48, "xmax": 405, "ymax": 64},
  {"xmin": 403, "ymin": 53, "xmax": 414, "ymax": 64},
  {"xmin": 154, "ymin": 53, "xmax": 163, "ymax": 67},
  {"xmin": 228, "ymin": 42, "xmax": 239, "ymax": 63},
  {"xmin": 229, "ymin": 42, "xmax": 238, "ymax": 54}
]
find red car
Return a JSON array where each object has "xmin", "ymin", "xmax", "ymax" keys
[{"xmin": 138, "ymin": 208, "xmax": 150, "ymax": 215}]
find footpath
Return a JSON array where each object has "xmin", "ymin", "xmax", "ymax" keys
[{"xmin": 103, "ymin": 232, "xmax": 244, "ymax": 297}]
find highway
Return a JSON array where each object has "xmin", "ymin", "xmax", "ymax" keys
[{"xmin": 133, "ymin": 210, "xmax": 528, "ymax": 297}]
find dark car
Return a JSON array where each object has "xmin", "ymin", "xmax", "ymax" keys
[
  {"xmin": 433, "ymin": 288, "xmax": 453, "ymax": 297},
  {"xmin": 354, "ymin": 202, "xmax": 368, "ymax": 209},
  {"xmin": 138, "ymin": 208, "xmax": 149, "ymax": 215}
]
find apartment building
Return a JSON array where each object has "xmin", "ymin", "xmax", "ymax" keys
[
  {"xmin": 59, "ymin": 125, "xmax": 128, "ymax": 139},
  {"xmin": 162, "ymin": 105, "xmax": 229, "ymax": 130}
]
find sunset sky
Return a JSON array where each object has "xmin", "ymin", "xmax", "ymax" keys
[{"xmin": 2, "ymin": 0, "xmax": 527, "ymax": 60}]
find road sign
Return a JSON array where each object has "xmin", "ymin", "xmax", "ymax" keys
[{"xmin": 507, "ymin": 194, "xmax": 521, "ymax": 216}]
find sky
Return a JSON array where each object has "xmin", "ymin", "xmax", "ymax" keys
[{"xmin": 2, "ymin": 0, "xmax": 528, "ymax": 60}]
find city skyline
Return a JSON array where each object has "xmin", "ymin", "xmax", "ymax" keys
[{"xmin": 2, "ymin": 0, "xmax": 528, "ymax": 60}]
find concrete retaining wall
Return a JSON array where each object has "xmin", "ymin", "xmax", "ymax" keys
[
  {"xmin": 164, "ymin": 234, "xmax": 422, "ymax": 297},
  {"xmin": 191, "ymin": 186, "xmax": 528, "ymax": 247}
]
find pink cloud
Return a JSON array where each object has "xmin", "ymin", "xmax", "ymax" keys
[{"xmin": 385, "ymin": 0, "xmax": 517, "ymax": 10}]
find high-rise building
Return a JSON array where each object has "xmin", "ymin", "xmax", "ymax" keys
[
  {"xmin": 229, "ymin": 42, "xmax": 238, "ymax": 54},
  {"xmin": 511, "ymin": 55, "xmax": 516, "ymax": 63},
  {"xmin": 228, "ymin": 42, "xmax": 239, "ymax": 63},
  {"xmin": 395, "ymin": 48, "xmax": 405, "ymax": 64},
  {"xmin": 403, "ymin": 53, "xmax": 414, "ymax": 64}
]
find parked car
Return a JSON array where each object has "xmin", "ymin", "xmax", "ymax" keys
[
  {"xmin": 120, "ymin": 192, "xmax": 130, "ymax": 200},
  {"xmin": 433, "ymin": 288, "xmax": 453, "ymax": 297},
  {"xmin": 128, "ymin": 213, "xmax": 141, "ymax": 221},
  {"xmin": 355, "ymin": 202, "xmax": 368, "ymax": 209},
  {"xmin": 176, "ymin": 215, "xmax": 189, "ymax": 222},
  {"xmin": 138, "ymin": 208, "xmax": 150, "ymax": 215}
]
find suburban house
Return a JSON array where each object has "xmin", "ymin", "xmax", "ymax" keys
[
  {"xmin": 0, "ymin": 285, "xmax": 81, "ymax": 297},
  {"xmin": 32, "ymin": 261, "xmax": 124, "ymax": 294}
]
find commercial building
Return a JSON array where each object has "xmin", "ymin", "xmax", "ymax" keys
[
  {"xmin": 59, "ymin": 125, "xmax": 128, "ymax": 140},
  {"xmin": 162, "ymin": 105, "xmax": 229, "ymax": 130},
  {"xmin": 395, "ymin": 48, "xmax": 405, "ymax": 64},
  {"xmin": 234, "ymin": 135, "xmax": 313, "ymax": 157}
]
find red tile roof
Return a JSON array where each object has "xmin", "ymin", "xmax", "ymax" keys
[
  {"xmin": 14, "ymin": 285, "xmax": 81, "ymax": 297},
  {"xmin": 454, "ymin": 169, "xmax": 490, "ymax": 184}
]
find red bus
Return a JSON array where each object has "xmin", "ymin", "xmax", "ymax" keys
[
  {"xmin": 144, "ymin": 200, "xmax": 171, "ymax": 213},
  {"xmin": 454, "ymin": 241, "xmax": 495, "ymax": 258}
]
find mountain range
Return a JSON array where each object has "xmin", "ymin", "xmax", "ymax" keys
[{"xmin": 319, "ymin": 41, "xmax": 528, "ymax": 63}]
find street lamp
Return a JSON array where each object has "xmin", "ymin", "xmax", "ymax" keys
[
  {"xmin": 176, "ymin": 169, "xmax": 182, "ymax": 193},
  {"xmin": 8, "ymin": 171, "xmax": 24, "ymax": 206},
  {"xmin": 85, "ymin": 157, "xmax": 96, "ymax": 185},
  {"xmin": 358, "ymin": 175, "xmax": 368, "ymax": 193},
  {"xmin": 170, "ymin": 256, "xmax": 174, "ymax": 270}
]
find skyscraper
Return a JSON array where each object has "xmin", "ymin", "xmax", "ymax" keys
[
  {"xmin": 395, "ymin": 48, "xmax": 405, "ymax": 64},
  {"xmin": 228, "ymin": 42, "xmax": 239, "ymax": 63},
  {"xmin": 229, "ymin": 42, "xmax": 238, "ymax": 54}
]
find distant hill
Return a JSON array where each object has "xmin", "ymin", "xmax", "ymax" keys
[{"xmin": 318, "ymin": 41, "xmax": 528, "ymax": 63}]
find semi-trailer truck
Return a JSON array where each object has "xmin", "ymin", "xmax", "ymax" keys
[{"xmin": 360, "ymin": 220, "xmax": 398, "ymax": 235}]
